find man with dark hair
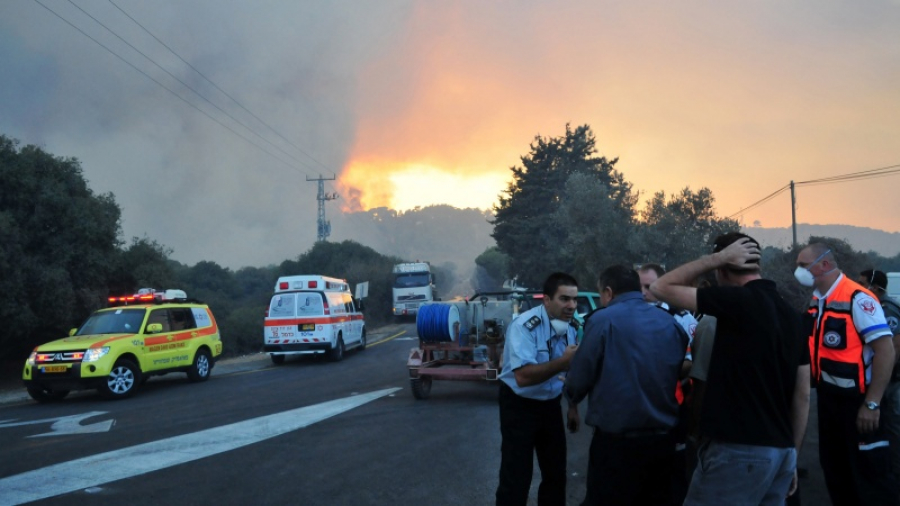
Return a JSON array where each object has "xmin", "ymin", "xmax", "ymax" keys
[
  {"xmin": 565, "ymin": 265, "xmax": 689, "ymax": 505},
  {"xmin": 496, "ymin": 272, "xmax": 579, "ymax": 506},
  {"xmin": 795, "ymin": 241, "xmax": 896, "ymax": 504},
  {"xmin": 858, "ymin": 268, "xmax": 900, "ymax": 491},
  {"xmin": 650, "ymin": 232, "xmax": 810, "ymax": 505}
]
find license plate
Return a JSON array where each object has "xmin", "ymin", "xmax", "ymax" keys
[
  {"xmin": 300, "ymin": 324, "xmax": 315, "ymax": 331},
  {"xmin": 41, "ymin": 365, "xmax": 67, "ymax": 373}
]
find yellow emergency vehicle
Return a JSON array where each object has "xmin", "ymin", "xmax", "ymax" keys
[
  {"xmin": 264, "ymin": 275, "xmax": 366, "ymax": 364},
  {"xmin": 22, "ymin": 289, "xmax": 223, "ymax": 402}
]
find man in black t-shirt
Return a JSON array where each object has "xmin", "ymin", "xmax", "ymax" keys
[{"xmin": 649, "ymin": 232, "xmax": 810, "ymax": 505}]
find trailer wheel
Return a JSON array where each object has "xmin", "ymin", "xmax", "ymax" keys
[{"xmin": 411, "ymin": 377, "xmax": 432, "ymax": 400}]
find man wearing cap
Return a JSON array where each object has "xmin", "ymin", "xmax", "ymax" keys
[
  {"xmin": 495, "ymin": 272, "xmax": 579, "ymax": 506},
  {"xmin": 650, "ymin": 232, "xmax": 809, "ymax": 505},
  {"xmin": 794, "ymin": 244, "xmax": 897, "ymax": 504},
  {"xmin": 858, "ymin": 268, "xmax": 900, "ymax": 490}
]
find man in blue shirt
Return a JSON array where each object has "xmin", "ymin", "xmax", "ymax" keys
[
  {"xmin": 496, "ymin": 272, "xmax": 579, "ymax": 506},
  {"xmin": 566, "ymin": 265, "xmax": 689, "ymax": 505}
]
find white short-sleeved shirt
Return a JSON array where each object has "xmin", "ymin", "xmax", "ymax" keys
[{"xmin": 498, "ymin": 304, "xmax": 575, "ymax": 400}]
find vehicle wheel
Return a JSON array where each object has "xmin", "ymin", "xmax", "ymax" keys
[
  {"xmin": 187, "ymin": 349, "xmax": 212, "ymax": 382},
  {"xmin": 26, "ymin": 386, "xmax": 70, "ymax": 402},
  {"xmin": 270, "ymin": 354, "xmax": 285, "ymax": 365},
  {"xmin": 411, "ymin": 377, "xmax": 432, "ymax": 400},
  {"xmin": 358, "ymin": 329, "xmax": 367, "ymax": 351},
  {"xmin": 98, "ymin": 359, "xmax": 141, "ymax": 399},
  {"xmin": 329, "ymin": 335, "xmax": 345, "ymax": 362}
]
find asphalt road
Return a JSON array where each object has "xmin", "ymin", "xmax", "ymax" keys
[{"xmin": 0, "ymin": 323, "xmax": 831, "ymax": 505}]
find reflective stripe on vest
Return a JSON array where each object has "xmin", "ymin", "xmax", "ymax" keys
[{"xmin": 808, "ymin": 276, "xmax": 874, "ymax": 394}]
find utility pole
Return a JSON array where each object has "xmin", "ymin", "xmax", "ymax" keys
[
  {"xmin": 307, "ymin": 175, "xmax": 338, "ymax": 242},
  {"xmin": 790, "ymin": 180, "xmax": 797, "ymax": 250}
]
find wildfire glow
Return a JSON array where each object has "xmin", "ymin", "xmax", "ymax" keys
[{"xmin": 338, "ymin": 161, "xmax": 508, "ymax": 212}]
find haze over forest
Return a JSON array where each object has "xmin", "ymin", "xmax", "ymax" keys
[{"xmin": 262, "ymin": 204, "xmax": 900, "ymax": 298}]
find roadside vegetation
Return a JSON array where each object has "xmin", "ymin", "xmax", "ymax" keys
[{"xmin": 3, "ymin": 130, "xmax": 899, "ymax": 362}]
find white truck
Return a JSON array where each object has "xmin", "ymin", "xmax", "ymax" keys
[
  {"xmin": 888, "ymin": 272, "xmax": 900, "ymax": 300},
  {"xmin": 392, "ymin": 262, "xmax": 438, "ymax": 318}
]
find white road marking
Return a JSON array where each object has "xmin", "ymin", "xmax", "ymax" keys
[
  {"xmin": 0, "ymin": 411, "xmax": 114, "ymax": 437},
  {"xmin": 0, "ymin": 387, "xmax": 400, "ymax": 505}
]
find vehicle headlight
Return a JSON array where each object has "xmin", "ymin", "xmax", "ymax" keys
[
  {"xmin": 27, "ymin": 351, "xmax": 36, "ymax": 365},
  {"xmin": 83, "ymin": 347, "xmax": 110, "ymax": 362}
]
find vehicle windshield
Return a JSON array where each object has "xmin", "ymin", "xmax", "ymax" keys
[
  {"xmin": 393, "ymin": 273, "xmax": 430, "ymax": 288},
  {"xmin": 77, "ymin": 308, "xmax": 147, "ymax": 335}
]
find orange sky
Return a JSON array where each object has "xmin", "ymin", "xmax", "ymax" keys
[{"xmin": 337, "ymin": 2, "xmax": 900, "ymax": 232}]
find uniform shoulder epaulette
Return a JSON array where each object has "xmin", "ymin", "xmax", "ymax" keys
[{"xmin": 524, "ymin": 315, "xmax": 541, "ymax": 330}]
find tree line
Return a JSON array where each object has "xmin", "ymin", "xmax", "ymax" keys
[
  {"xmin": 3, "ymin": 130, "xmax": 899, "ymax": 363},
  {"xmin": 480, "ymin": 124, "xmax": 900, "ymax": 311}
]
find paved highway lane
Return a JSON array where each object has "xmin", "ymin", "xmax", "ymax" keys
[
  {"xmin": 0, "ymin": 322, "xmax": 829, "ymax": 505},
  {"xmin": 0, "ymin": 324, "xmax": 589, "ymax": 505}
]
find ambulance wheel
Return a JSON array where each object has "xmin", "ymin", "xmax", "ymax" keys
[
  {"xmin": 358, "ymin": 329, "xmax": 367, "ymax": 351},
  {"xmin": 411, "ymin": 377, "xmax": 432, "ymax": 400},
  {"xmin": 270, "ymin": 354, "xmax": 285, "ymax": 365},
  {"xmin": 27, "ymin": 386, "xmax": 70, "ymax": 402},
  {"xmin": 98, "ymin": 359, "xmax": 141, "ymax": 399},
  {"xmin": 187, "ymin": 349, "xmax": 212, "ymax": 382},
  {"xmin": 329, "ymin": 336, "xmax": 345, "ymax": 362}
]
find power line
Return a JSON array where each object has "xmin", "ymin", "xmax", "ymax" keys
[
  {"xmin": 726, "ymin": 184, "xmax": 789, "ymax": 219},
  {"xmin": 65, "ymin": 0, "xmax": 326, "ymax": 179},
  {"xmin": 727, "ymin": 162, "xmax": 900, "ymax": 219},
  {"xmin": 106, "ymin": 0, "xmax": 335, "ymax": 176},
  {"xmin": 32, "ymin": 0, "xmax": 313, "ymax": 177},
  {"xmin": 795, "ymin": 163, "xmax": 900, "ymax": 186}
]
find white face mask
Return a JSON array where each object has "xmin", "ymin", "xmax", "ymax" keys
[
  {"xmin": 794, "ymin": 266, "xmax": 815, "ymax": 287},
  {"xmin": 794, "ymin": 248, "xmax": 831, "ymax": 287},
  {"xmin": 550, "ymin": 319, "xmax": 569, "ymax": 336}
]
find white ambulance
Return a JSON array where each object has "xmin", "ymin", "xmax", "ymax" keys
[{"xmin": 263, "ymin": 275, "xmax": 366, "ymax": 365}]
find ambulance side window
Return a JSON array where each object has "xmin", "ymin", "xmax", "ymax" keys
[
  {"xmin": 342, "ymin": 293, "xmax": 354, "ymax": 313},
  {"xmin": 326, "ymin": 293, "xmax": 344, "ymax": 315}
]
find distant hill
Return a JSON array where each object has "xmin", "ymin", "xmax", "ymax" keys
[{"xmin": 743, "ymin": 224, "xmax": 900, "ymax": 257}]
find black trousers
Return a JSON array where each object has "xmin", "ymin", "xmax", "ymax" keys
[
  {"xmin": 581, "ymin": 429, "xmax": 674, "ymax": 506},
  {"xmin": 818, "ymin": 391, "xmax": 898, "ymax": 506},
  {"xmin": 496, "ymin": 382, "xmax": 566, "ymax": 506}
]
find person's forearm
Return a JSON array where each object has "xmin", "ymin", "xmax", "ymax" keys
[
  {"xmin": 650, "ymin": 254, "xmax": 720, "ymax": 312},
  {"xmin": 866, "ymin": 337, "xmax": 895, "ymax": 404},
  {"xmin": 514, "ymin": 358, "xmax": 567, "ymax": 387},
  {"xmin": 791, "ymin": 366, "xmax": 811, "ymax": 451}
]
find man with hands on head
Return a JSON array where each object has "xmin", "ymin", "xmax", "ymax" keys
[
  {"xmin": 649, "ymin": 233, "xmax": 810, "ymax": 506},
  {"xmin": 796, "ymin": 245, "xmax": 898, "ymax": 505},
  {"xmin": 495, "ymin": 272, "xmax": 580, "ymax": 506}
]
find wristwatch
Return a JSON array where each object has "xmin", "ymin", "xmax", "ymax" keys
[{"xmin": 865, "ymin": 401, "xmax": 880, "ymax": 410}]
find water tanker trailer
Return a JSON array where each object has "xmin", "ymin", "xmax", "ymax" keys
[{"xmin": 407, "ymin": 291, "xmax": 542, "ymax": 399}]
